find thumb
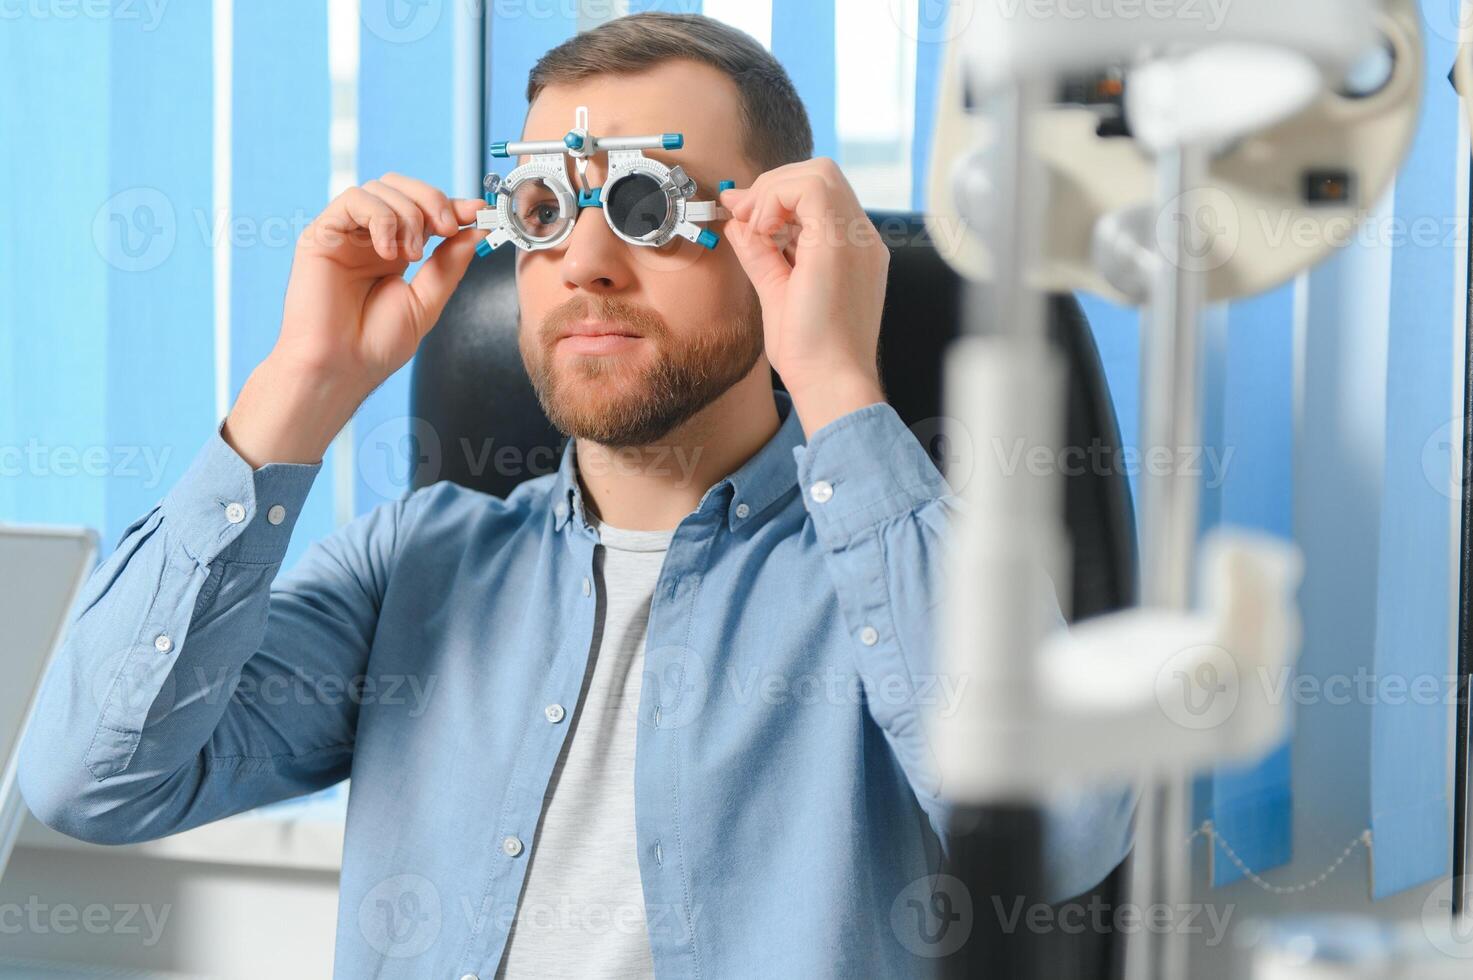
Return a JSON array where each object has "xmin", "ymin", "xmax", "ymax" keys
[{"xmin": 407, "ymin": 227, "xmax": 483, "ymax": 339}]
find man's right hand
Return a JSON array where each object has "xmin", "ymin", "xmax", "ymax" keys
[{"xmin": 223, "ymin": 173, "xmax": 487, "ymax": 468}]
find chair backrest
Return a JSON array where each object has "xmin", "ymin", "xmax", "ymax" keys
[{"xmin": 411, "ymin": 209, "xmax": 1137, "ymax": 622}]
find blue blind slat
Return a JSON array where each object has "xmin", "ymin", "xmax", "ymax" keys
[
  {"xmin": 908, "ymin": 9, "xmax": 946, "ymax": 210},
  {"xmin": 102, "ymin": 8, "xmax": 216, "ymax": 548},
  {"xmin": 771, "ymin": 0, "xmax": 837, "ymax": 160},
  {"xmin": 1207, "ymin": 747, "xmax": 1293, "ymax": 883},
  {"xmin": 1, "ymin": 18, "xmax": 111, "ymax": 533},
  {"xmin": 356, "ymin": 10, "xmax": 489, "ymax": 513},
  {"xmin": 232, "ymin": 1, "xmax": 334, "ymax": 569},
  {"xmin": 1198, "ymin": 288, "xmax": 1297, "ymax": 885},
  {"xmin": 1295, "ymin": 197, "xmax": 1394, "ymax": 890},
  {"xmin": 1220, "ymin": 292, "xmax": 1295, "ymax": 538},
  {"xmin": 486, "ymin": 7, "xmax": 578, "ymax": 147},
  {"xmin": 1369, "ymin": 0, "xmax": 1460, "ymax": 896}
]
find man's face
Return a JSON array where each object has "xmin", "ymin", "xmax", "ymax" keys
[{"xmin": 515, "ymin": 59, "xmax": 766, "ymax": 448}]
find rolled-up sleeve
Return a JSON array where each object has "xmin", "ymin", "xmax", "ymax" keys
[
  {"xmin": 18, "ymin": 419, "xmax": 402, "ymax": 845},
  {"xmin": 793, "ymin": 400, "xmax": 1135, "ymax": 904}
]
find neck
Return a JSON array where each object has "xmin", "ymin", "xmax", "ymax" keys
[{"xmin": 574, "ymin": 369, "xmax": 780, "ymax": 531}]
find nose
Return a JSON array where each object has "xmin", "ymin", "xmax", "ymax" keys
[
  {"xmin": 557, "ymin": 153, "xmax": 633, "ymax": 294},
  {"xmin": 559, "ymin": 201, "xmax": 634, "ymax": 294}
]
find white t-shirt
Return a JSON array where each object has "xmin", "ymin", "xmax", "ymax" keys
[{"xmin": 496, "ymin": 514, "xmax": 672, "ymax": 979}]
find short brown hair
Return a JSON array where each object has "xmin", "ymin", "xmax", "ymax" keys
[{"xmin": 526, "ymin": 12, "xmax": 814, "ymax": 174}]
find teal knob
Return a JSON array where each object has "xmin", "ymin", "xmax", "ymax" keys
[
  {"xmin": 564, "ymin": 132, "xmax": 585, "ymax": 150},
  {"xmin": 489, "ymin": 141, "xmax": 510, "ymax": 158},
  {"xmin": 718, "ymin": 180, "xmax": 735, "ymax": 192},
  {"xmin": 484, "ymin": 192, "xmax": 497, "ymax": 205},
  {"xmin": 697, "ymin": 229, "xmax": 719, "ymax": 250},
  {"xmin": 475, "ymin": 238, "xmax": 494, "ymax": 257},
  {"xmin": 662, "ymin": 133, "xmax": 684, "ymax": 151}
]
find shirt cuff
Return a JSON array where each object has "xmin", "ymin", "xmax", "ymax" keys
[
  {"xmin": 791, "ymin": 401, "xmax": 953, "ymax": 547},
  {"xmin": 161, "ymin": 418, "xmax": 323, "ymax": 565}
]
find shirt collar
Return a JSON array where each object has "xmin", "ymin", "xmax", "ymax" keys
[{"xmin": 550, "ymin": 388, "xmax": 805, "ymax": 534}]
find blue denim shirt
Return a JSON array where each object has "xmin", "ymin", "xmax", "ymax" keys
[{"xmin": 19, "ymin": 388, "xmax": 1134, "ymax": 979}]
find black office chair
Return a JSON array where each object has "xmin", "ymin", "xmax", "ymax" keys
[{"xmin": 411, "ymin": 210, "xmax": 1138, "ymax": 978}]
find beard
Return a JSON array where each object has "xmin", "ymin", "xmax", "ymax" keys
[{"xmin": 519, "ymin": 289, "xmax": 765, "ymax": 448}]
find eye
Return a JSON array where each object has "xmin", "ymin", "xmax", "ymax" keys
[
  {"xmin": 520, "ymin": 198, "xmax": 558, "ymax": 229},
  {"xmin": 508, "ymin": 178, "xmax": 571, "ymax": 243}
]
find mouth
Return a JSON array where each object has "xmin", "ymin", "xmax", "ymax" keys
[
  {"xmin": 555, "ymin": 320, "xmax": 644, "ymax": 355},
  {"xmin": 558, "ymin": 320, "xmax": 641, "ymax": 340}
]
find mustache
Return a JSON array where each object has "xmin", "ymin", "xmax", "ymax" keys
[{"xmin": 540, "ymin": 295, "xmax": 670, "ymax": 344}]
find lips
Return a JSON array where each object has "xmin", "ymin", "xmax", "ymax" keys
[
  {"xmin": 554, "ymin": 320, "xmax": 644, "ymax": 356},
  {"xmin": 557, "ymin": 320, "xmax": 641, "ymax": 341}
]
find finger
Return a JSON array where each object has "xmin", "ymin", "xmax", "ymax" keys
[
  {"xmin": 331, "ymin": 187, "xmax": 401, "ymax": 260},
  {"xmin": 379, "ymin": 172, "xmax": 459, "ymax": 239},
  {"xmin": 749, "ymin": 175, "xmax": 831, "ymax": 240},
  {"xmin": 724, "ymin": 217, "xmax": 792, "ymax": 298},
  {"xmin": 725, "ymin": 173, "xmax": 821, "ymax": 240},
  {"xmin": 406, "ymin": 227, "xmax": 483, "ymax": 338},
  {"xmin": 725, "ymin": 161, "xmax": 843, "ymax": 221},
  {"xmin": 726, "ymin": 167, "xmax": 783, "ymax": 221},
  {"xmin": 720, "ymin": 186, "xmax": 751, "ymax": 219},
  {"xmin": 363, "ymin": 180, "xmax": 427, "ymax": 262},
  {"xmin": 451, "ymin": 197, "xmax": 484, "ymax": 226},
  {"xmin": 722, "ymin": 184, "xmax": 785, "ymax": 239}
]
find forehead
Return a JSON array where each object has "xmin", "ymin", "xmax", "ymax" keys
[{"xmin": 520, "ymin": 59, "xmax": 753, "ymax": 182}]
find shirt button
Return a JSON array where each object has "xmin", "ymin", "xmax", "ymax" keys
[
  {"xmin": 459, "ymin": 974, "xmax": 479, "ymax": 980},
  {"xmin": 224, "ymin": 502, "xmax": 246, "ymax": 524},
  {"xmin": 154, "ymin": 634, "xmax": 173, "ymax": 653},
  {"xmin": 734, "ymin": 502, "xmax": 750, "ymax": 519},
  {"xmin": 544, "ymin": 703, "xmax": 565, "ymax": 724},
  {"xmin": 554, "ymin": 502, "xmax": 568, "ymax": 519},
  {"xmin": 582, "ymin": 576, "xmax": 592, "ymax": 596},
  {"xmin": 860, "ymin": 626, "xmax": 879, "ymax": 646},
  {"xmin": 809, "ymin": 480, "xmax": 834, "ymax": 504},
  {"xmin": 502, "ymin": 835, "xmax": 523, "ymax": 857},
  {"xmin": 266, "ymin": 504, "xmax": 286, "ymax": 525}
]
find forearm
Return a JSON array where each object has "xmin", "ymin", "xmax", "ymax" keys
[
  {"xmin": 786, "ymin": 368, "xmax": 886, "ymax": 441},
  {"xmin": 17, "ymin": 426, "xmax": 336, "ymax": 843},
  {"xmin": 222, "ymin": 355, "xmax": 369, "ymax": 468}
]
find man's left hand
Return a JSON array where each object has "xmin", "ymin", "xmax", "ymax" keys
[{"xmin": 720, "ymin": 158, "xmax": 888, "ymax": 437}]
